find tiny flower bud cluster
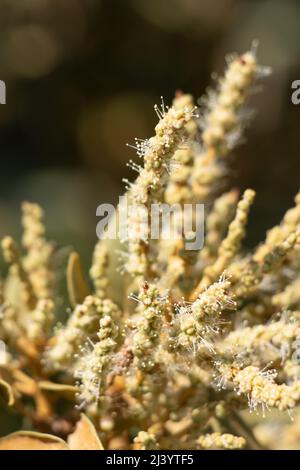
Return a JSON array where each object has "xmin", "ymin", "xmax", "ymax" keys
[
  {"xmin": 44, "ymin": 296, "xmax": 119, "ymax": 371},
  {"xmin": 197, "ymin": 432, "xmax": 246, "ymax": 450},
  {"xmin": 176, "ymin": 277, "xmax": 236, "ymax": 353}
]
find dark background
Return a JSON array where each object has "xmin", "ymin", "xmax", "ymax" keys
[{"xmin": 0, "ymin": 0, "xmax": 300, "ymax": 266}]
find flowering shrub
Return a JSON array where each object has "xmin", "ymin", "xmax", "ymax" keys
[{"xmin": 1, "ymin": 45, "xmax": 300, "ymax": 450}]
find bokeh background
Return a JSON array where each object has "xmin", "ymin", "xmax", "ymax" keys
[{"xmin": 0, "ymin": 0, "xmax": 300, "ymax": 269}]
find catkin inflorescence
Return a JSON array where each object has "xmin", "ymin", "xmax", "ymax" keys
[{"xmin": 124, "ymin": 100, "xmax": 197, "ymax": 279}]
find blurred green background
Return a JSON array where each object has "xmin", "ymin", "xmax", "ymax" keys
[{"xmin": 0, "ymin": 0, "xmax": 300, "ymax": 267}]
